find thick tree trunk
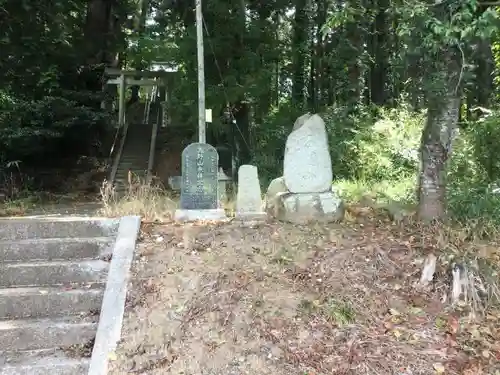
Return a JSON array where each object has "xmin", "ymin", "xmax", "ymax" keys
[
  {"xmin": 84, "ymin": 0, "xmax": 117, "ymax": 65},
  {"xmin": 315, "ymin": 0, "xmax": 327, "ymax": 109},
  {"xmin": 418, "ymin": 91, "xmax": 460, "ymax": 221},
  {"xmin": 292, "ymin": 0, "xmax": 309, "ymax": 109},
  {"xmin": 370, "ymin": 0, "xmax": 389, "ymax": 106}
]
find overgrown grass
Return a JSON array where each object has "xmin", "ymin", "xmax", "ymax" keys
[
  {"xmin": 335, "ymin": 175, "xmax": 416, "ymax": 204},
  {"xmin": 99, "ymin": 172, "xmax": 177, "ymax": 222}
]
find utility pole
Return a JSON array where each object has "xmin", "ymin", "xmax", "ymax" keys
[{"xmin": 195, "ymin": 0, "xmax": 206, "ymax": 143}]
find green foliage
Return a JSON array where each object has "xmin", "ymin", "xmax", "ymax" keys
[
  {"xmin": 0, "ymin": 94, "xmax": 112, "ymax": 163},
  {"xmin": 446, "ymin": 111, "xmax": 500, "ymax": 225},
  {"xmin": 311, "ymin": 102, "xmax": 500, "ymax": 226},
  {"xmin": 469, "ymin": 111, "xmax": 500, "ymax": 182},
  {"xmin": 254, "ymin": 102, "xmax": 422, "ymax": 190},
  {"xmin": 350, "ymin": 104, "xmax": 424, "ymax": 180},
  {"xmin": 252, "ymin": 104, "xmax": 302, "ymax": 185},
  {"xmin": 336, "ymin": 176, "xmax": 416, "ymax": 204}
]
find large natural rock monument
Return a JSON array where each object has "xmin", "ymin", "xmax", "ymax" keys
[
  {"xmin": 283, "ymin": 113, "xmax": 332, "ymax": 193},
  {"xmin": 266, "ymin": 113, "xmax": 344, "ymax": 224}
]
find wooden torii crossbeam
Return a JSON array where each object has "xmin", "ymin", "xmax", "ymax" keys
[{"xmin": 104, "ymin": 68, "xmax": 174, "ymax": 130}]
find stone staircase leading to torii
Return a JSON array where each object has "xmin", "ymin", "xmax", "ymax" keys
[{"xmin": 111, "ymin": 101, "xmax": 168, "ymax": 194}]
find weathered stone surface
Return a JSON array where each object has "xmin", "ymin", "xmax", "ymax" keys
[
  {"xmin": 0, "ymin": 218, "xmax": 118, "ymax": 241},
  {"xmin": 0, "ymin": 351, "xmax": 90, "ymax": 375},
  {"xmin": 0, "ymin": 287, "xmax": 104, "ymax": 320},
  {"xmin": 266, "ymin": 177, "xmax": 288, "ymax": 198},
  {"xmin": 283, "ymin": 114, "xmax": 332, "ymax": 193},
  {"xmin": 292, "ymin": 113, "xmax": 312, "ymax": 131},
  {"xmin": 174, "ymin": 209, "xmax": 227, "ymax": 222},
  {"xmin": 264, "ymin": 177, "xmax": 288, "ymax": 215},
  {"xmin": 0, "ymin": 317, "xmax": 97, "ymax": 351},
  {"xmin": 180, "ymin": 143, "xmax": 219, "ymax": 210},
  {"xmin": 218, "ymin": 167, "xmax": 232, "ymax": 206},
  {"xmin": 236, "ymin": 165, "xmax": 265, "ymax": 219},
  {"xmin": 0, "ymin": 260, "xmax": 109, "ymax": 288},
  {"xmin": 272, "ymin": 191, "xmax": 344, "ymax": 224}
]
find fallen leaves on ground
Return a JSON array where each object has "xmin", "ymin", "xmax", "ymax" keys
[{"xmin": 108, "ymin": 209, "xmax": 500, "ymax": 375}]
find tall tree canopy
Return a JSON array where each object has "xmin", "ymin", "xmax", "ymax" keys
[{"xmin": 1, "ymin": 0, "xmax": 500, "ymax": 222}]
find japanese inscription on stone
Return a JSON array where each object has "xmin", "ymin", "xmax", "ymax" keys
[{"xmin": 180, "ymin": 143, "xmax": 219, "ymax": 210}]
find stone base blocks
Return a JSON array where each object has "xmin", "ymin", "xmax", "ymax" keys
[{"xmin": 265, "ymin": 114, "xmax": 345, "ymax": 223}]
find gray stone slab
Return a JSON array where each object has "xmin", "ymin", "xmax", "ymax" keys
[
  {"xmin": 283, "ymin": 114, "xmax": 333, "ymax": 193},
  {"xmin": 0, "ymin": 350, "xmax": 89, "ymax": 375},
  {"xmin": 88, "ymin": 215, "xmax": 141, "ymax": 375},
  {"xmin": 167, "ymin": 175, "xmax": 181, "ymax": 191},
  {"xmin": 0, "ymin": 260, "xmax": 109, "ymax": 288},
  {"xmin": 0, "ymin": 218, "xmax": 119, "ymax": 240},
  {"xmin": 0, "ymin": 237, "xmax": 113, "ymax": 263},
  {"xmin": 180, "ymin": 143, "xmax": 219, "ymax": 210},
  {"xmin": 0, "ymin": 317, "xmax": 97, "ymax": 351},
  {"xmin": 0, "ymin": 286, "xmax": 104, "ymax": 319},
  {"xmin": 174, "ymin": 208, "xmax": 227, "ymax": 222},
  {"xmin": 234, "ymin": 212, "xmax": 267, "ymax": 221},
  {"xmin": 274, "ymin": 191, "xmax": 345, "ymax": 223},
  {"xmin": 235, "ymin": 165, "xmax": 266, "ymax": 219}
]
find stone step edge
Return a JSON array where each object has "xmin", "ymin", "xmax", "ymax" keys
[
  {"xmin": 0, "ymin": 286, "xmax": 105, "ymax": 320},
  {"xmin": 0, "ymin": 316, "xmax": 99, "ymax": 330},
  {"xmin": 0, "ymin": 237, "xmax": 113, "ymax": 263},
  {"xmin": 0, "ymin": 318, "xmax": 98, "ymax": 351},
  {"xmin": 1, "ymin": 259, "xmax": 110, "ymax": 269},
  {"xmin": 0, "ymin": 285, "xmax": 104, "ymax": 297},
  {"xmin": 0, "ymin": 350, "xmax": 90, "ymax": 371},
  {"xmin": 88, "ymin": 216, "xmax": 141, "ymax": 375},
  {"xmin": 0, "ymin": 237, "xmax": 113, "ymax": 246}
]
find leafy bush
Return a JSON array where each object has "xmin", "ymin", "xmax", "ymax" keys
[
  {"xmin": 253, "ymin": 102, "xmax": 424, "ymax": 186},
  {"xmin": 255, "ymin": 101, "xmax": 500, "ymax": 226},
  {"xmin": 252, "ymin": 103, "xmax": 302, "ymax": 185},
  {"xmin": 0, "ymin": 94, "xmax": 112, "ymax": 164},
  {"xmin": 469, "ymin": 111, "xmax": 500, "ymax": 183},
  {"xmin": 353, "ymin": 104, "xmax": 424, "ymax": 180},
  {"xmin": 447, "ymin": 115, "xmax": 500, "ymax": 225},
  {"xmin": 321, "ymin": 104, "xmax": 375, "ymax": 180}
]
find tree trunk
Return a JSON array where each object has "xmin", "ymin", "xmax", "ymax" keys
[
  {"xmin": 418, "ymin": 87, "xmax": 460, "ymax": 222},
  {"xmin": 292, "ymin": 0, "xmax": 309, "ymax": 109},
  {"xmin": 370, "ymin": 0, "xmax": 389, "ymax": 106},
  {"xmin": 315, "ymin": 0, "xmax": 327, "ymax": 109},
  {"xmin": 84, "ymin": 0, "xmax": 117, "ymax": 65}
]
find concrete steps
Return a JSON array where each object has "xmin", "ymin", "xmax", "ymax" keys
[
  {"xmin": 0, "ymin": 260, "xmax": 109, "ymax": 287},
  {"xmin": 0, "ymin": 217, "xmax": 118, "ymax": 375},
  {"xmin": 1, "ymin": 350, "xmax": 90, "ymax": 375},
  {"xmin": 114, "ymin": 122, "xmax": 153, "ymax": 192},
  {"xmin": 0, "ymin": 237, "xmax": 111, "ymax": 262},
  {"xmin": 0, "ymin": 317, "xmax": 98, "ymax": 351},
  {"xmin": 0, "ymin": 286, "xmax": 104, "ymax": 319}
]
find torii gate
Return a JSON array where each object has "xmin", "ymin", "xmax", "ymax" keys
[
  {"xmin": 104, "ymin": 66, "xmax": 176, "ymax": 184},
  {"xmin": 104, "ymin": 67, "xmax": 174, "ymax": 129}
]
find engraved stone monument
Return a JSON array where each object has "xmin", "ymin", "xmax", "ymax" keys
[
  {"xmin": 283, "ymin": 113, "xmax": 333, "ymax": 193},
  {"xmin": 174, "ymin": 143, "xmax": 227, "ymax": 222},
  {"xmin": 236, "ymin": 165, "xmax": 266, "ymax": 220},
  {"xmin": 265, "ymin": 114, "xmax": 344, "ymax": 223}
]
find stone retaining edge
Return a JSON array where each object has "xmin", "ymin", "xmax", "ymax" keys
[{"xmin": 87, "ymin": 215, "xmax": 141, "ymax": 375}]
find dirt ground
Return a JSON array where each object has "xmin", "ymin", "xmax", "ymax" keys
[{"xmin": 108, "ymin": 211, "xmax": 500, "ymax": 375}]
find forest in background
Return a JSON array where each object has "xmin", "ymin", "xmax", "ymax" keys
[{"xmin": 1, "ymin": 0, "xmax": 500, "ymax": 225}]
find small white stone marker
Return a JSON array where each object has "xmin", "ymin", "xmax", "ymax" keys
[{"xmin": 236, "ymin": 165, "xmax": 267, "ymax": 220}]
